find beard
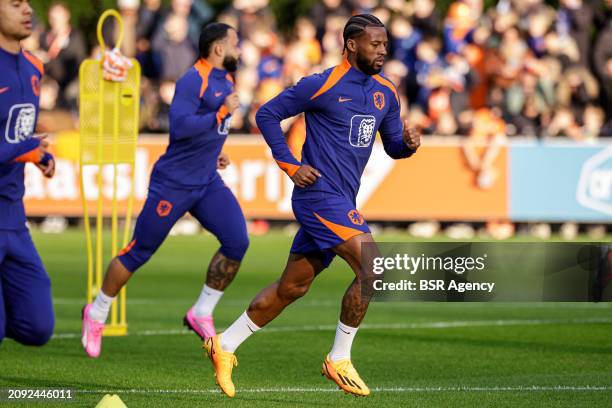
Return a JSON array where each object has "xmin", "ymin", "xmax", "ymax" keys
[
  {"xmin": 356, "ymin": 53, "xmax": 382, "ymax": 75},
  {"xmin": 10, "ymin": 26, "xmax": 31, "ymax": 42},
  {"xmin": 222, "ymin": 56, "xmax": 239, "ymax": 72}
]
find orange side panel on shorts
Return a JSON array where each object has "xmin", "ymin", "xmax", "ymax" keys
[
  {"xmin": 118, "ymin": 239, "xmax": 136, "ymax": 256},
  {"xmin": 313, "ymin": 212, "xmax": 364, "ymax": 242}
]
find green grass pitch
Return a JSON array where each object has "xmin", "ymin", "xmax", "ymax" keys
[{"xmin": 1, "ymin": 230, "xmax": 611, "ymax": 407}]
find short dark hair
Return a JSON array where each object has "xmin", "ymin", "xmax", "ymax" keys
[
  {"xmin": 199, "ymin": 22, "xmax": 234, "ymax": 58},
  {"xmin": 342, "ymin": 14, "xmax": 385, "ymax": 49}
]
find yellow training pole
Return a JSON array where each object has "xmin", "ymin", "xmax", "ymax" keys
[
  {"xmin": 80, "ymin": 161, "xmax": 94, "ymax": 303},
  {"xmin": 79, "ymin": 9, "xmax": 139, "ymax": 336},
  {"xmin": 110, "ymin": 75, "xmax": 120, "ymax": 328}
]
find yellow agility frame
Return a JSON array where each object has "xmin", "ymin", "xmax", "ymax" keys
[{"xmin": 79, "ymin": 9, "xmax": 140, "ymax": 336}]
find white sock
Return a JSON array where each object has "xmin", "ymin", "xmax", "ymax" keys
[
  {"xmin": 329, "ymin": 321, "xmax": 358, "ymax": 362},
  {"xmin": 220, "ymin": 311, "xmax": 260, "ymax": 353},
  {"xmin": 193, "ymin": 285, "xmax": 224, "ymax": 317},
  {"xmin": 89, "ymin": 291, "xmax": 115, "ymax": 323}
]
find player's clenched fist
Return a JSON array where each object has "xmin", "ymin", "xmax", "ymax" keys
[
  {"xmin": 34, "ymin": 134, "xmax": 55, "ymax": 178},
  {"xmin": 34, "ymin": 133, "xmax": 49, "ymax": 150},
  {"xmin": 223, "ymin": 92, "xmax": 240, "ymax": 114},
  {"xmin": 217, "ymin": 152, "xmax": 230, "ymax": 169},
  {"xmin": 403, "ymin": 120, "xmax": 421, "ymax": 151},
  {"xmin": 291, "ymin": 165, "xmax": 321, "ymax": 188}
]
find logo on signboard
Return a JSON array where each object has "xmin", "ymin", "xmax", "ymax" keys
[{"xmin": 576, "ymin": 147, "xmax": 612, "ymax": 216}]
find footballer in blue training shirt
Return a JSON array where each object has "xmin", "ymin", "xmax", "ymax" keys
[
  {"xmin": 204, "ymin": 14, "xmax": 421, "ymax": 397},
  {"xmin": 82, "ymin": 23, "xmax": 249, "ymax": 358},
  {"xmin": 0, "ymin": 0, "xmax": 56, "ymax": 347}
]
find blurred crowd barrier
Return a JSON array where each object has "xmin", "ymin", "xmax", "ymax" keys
[{"xmin": 23, "ymin": 134, "xmax": 612, "ymax": 223}]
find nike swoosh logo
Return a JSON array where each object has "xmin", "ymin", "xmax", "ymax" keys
[
  {"xmin": 339, "ymin": 328, "xmax": 351, "ymax": 335},
  {"xmin": 215, "ymin": 92, "xmax": 223, "ymax": 97},
  {"xmin": 0, "ymin": 87, "xmax": 9, "ymax": 94},
  {"xmin": 338, "ymin": 96, "xmax": 352, "ymax": 102},
  {"xmin": 247, "ymin": 324, "xmax": 256, "ymax": 333}
]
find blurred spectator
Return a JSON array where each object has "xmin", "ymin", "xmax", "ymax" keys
[
  {"xmin": 310, "ymin": 0, "xmax": 352, "ymax": 42},
  {"xmin": 526, "ymin": 6, "xmax": 553, "ymax": 58},
  {"xmin": 556, "ymin": 65, "xmax": 599, "ymax": 118},
  {"xmin": 463, "ymin": 108, "xmax": 506, "ymax": 190},
  {"xmin": 593, "ymin": 3, "xmax": 612, "ymax": 119},
  {"xmin": 39, "ymin": 77, "xmax": 60, "ymax": 112},
  {"xmin": 37, "ymin": 77, "xmax": 75, "ymax": 132},
  {"xmin": 546, "ymin": 107, "xmax": 582, "ymax": 140},
  {"xmin": 382, "ymin": 59, "xmax": 409, "ymax": 117},
  {"xmin": 283, "ymin": 17, "xmax": 321, "ymax": 81},
  {"xmin": 410, "ymin": 0, "xmax": 440, "ymax": 37},
  {"xmin": 556, "ymin": 0, "xmax": 594, "ymax": 68},
  {"xmin": 389, "ymin": 15, "xmax": 421, "ymax": 76},
  {"xmin": 445, "ymin": 52, "xmax": 478, "ymax": 114},
  {"xmin": 169, "ymin": 0, "xmax": 214, "ymax": 46},
  {"xmin": 152, "ymin": 13, "xmax": 197, "ymax": 81},
  {"xmin": 152, "ymin": 80, "xmax": 175, "ymax": 132},
  {"xmin": 136, "ymin": 0, "xmax": 164, "ymax": 79},
  {"xmin": 443, "ymin": 2, "xmax": 476, "ymax": 55},
  {"xmin": 596, "ymin": 0, "xmax": 612, "ymax": 29},
  {"xmin": 138, "ymin": 0, "xmax": 163, "ymax": 44},
  {"xmin": 353, "ymin": 0, "xmax": 379, "ymax": 15},
  {"xmin": 372, "ymin": 6, "xmax": 391, "ymax": 27},
  {"xmin": 224, "ymin": 0, "xmax": 275, "ymax": 40},
  {"xmin": 252, "ymin": 25, "xmax": 283, "ymax": 82},
  {"xmin": 321, "ymin": 14, "xmax": 346, "ymax": 56},
  {"xmin": 408, "ymin": 107, "xmax": 432, "ymax": 133},
  {"xmin": 39, "ymin": 2, "xmax": 86, "ymax": 109},
  {"xmin": 582, "ymin": 105, "xmax": 605, "ymax": 141},
  {"xmin": 463, "ymin": 0, "xmax": 484, "ymax": 19},
  {"xmin": 498, "ymin": 27, "xmax": 529, "ymax": 83},
  {"xmin": 543, "ymin": 30, "xmax": 580, "ymax": 68},
  {"xmin": 504, "ymin": 69, "xmax": 553, "ymax": 136},
  {"xmin": 117, "ymin": 0, "xmax": 140, "ymax": 57},
  {"xmin": 434, "ymin": 111, "xmax": 458, "ymax": 136},
  {"xmin": 414, "ymin": 35, "xmax": 445, "ymax": 110}
]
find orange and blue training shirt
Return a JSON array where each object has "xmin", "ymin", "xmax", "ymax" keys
[
  {"xmin": 150, "ymin": 58, "xmax": 234, "ymax": 188},
  {"xmin": 0, "ymin": 47, "xmax": 44, "ymax": 230},
  {"xmin": 256, "ymin": 59, "xmax": 415, "ymax": 204}
]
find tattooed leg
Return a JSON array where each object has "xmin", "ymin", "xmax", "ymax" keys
[
  {"xmin": 339, "ymin": 278, "xmax": 369, "ymax": 327},
  {"xmin": 333, "ymin": 233, "xmax": 379, "ymax": 327},
  {"xmin": 205, "ymin": 250, "xmax": 241, "ymax": 291}
]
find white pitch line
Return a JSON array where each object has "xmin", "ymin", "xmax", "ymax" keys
[
  {"xmin": 52, "ymin": 297, "xmax": 612, "ymax": 308},
  {"xmin": 74, "ymin": 385, "xmax": 612, "ymax": 394},
  {"xmin": 51, "ymin": 317, "xmax": 612, "ymax": 340}
]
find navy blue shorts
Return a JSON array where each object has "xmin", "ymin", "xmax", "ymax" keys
[
  {"xmin": 290, "ymin": 195, "xmax": 370, "ymax": 267},
  {"xmin": 0, "ymin": 229, "xmax": 54, "ymax": 345},
  {"xmin": 118, "ymin": 174, "xmax": 249, "ymax": 272}
]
